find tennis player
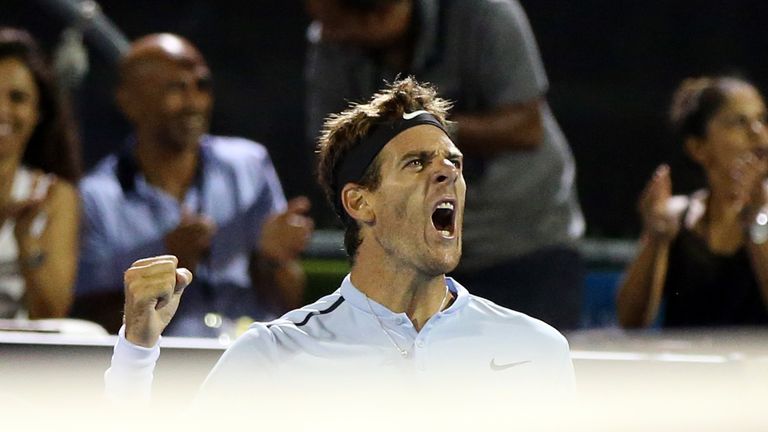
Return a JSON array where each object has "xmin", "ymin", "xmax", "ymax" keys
[{"xmin": 106, "ymin": 77, "xmax": 574, "ymax": 404}]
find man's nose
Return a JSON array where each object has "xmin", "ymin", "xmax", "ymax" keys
[{"xmin": 432, "ymin": 159, "xmax": 459, "ymax": 184}]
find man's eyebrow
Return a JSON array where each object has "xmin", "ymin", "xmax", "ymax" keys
[{"xmin": 399, "ymin": 150, "xmax": 437, "ymax": 162}]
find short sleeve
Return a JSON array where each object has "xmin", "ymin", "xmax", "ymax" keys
[{"xmin": 474, "ymin": 0, "xmax": 549, "ymax": 107}]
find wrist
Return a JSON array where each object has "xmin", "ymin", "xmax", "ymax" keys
[
  {"xmin": 19, "ymin": 249, "xmax": 46, "ymax": 270},
  {"xmin": 259, "ymin": 251, "xmax": 290, "ymax": 269},
  {"xmin": 747, "ymin": 210, "xmax": 768, "ymax": 245},
  {"xmin": 641, "ymin": 229, "xmax": 675, "ymax": 246}
]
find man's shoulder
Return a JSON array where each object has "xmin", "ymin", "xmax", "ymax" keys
[
  {"xmin": 264, "ymin": 291, "xmax": 346, "ymax": 333},
  {"xmin": 464, "ymin": 294, "xmax": 569, "ymax": 347},
  {"xmin": 205, "ymin": 135, "xmax": 269, "ymax": 163},
  {"xmin": 79, "ymin": 154, "xmax": 122, "ymax": 196}
]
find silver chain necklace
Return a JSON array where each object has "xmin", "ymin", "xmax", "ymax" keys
[{"xmin": 365, "ymin": 286, "xmax": 450, "ymax": 358}]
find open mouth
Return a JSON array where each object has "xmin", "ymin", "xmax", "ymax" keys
[{"xmin": 431, "ymin": 201, "xmax": 455, "ymax": 238}]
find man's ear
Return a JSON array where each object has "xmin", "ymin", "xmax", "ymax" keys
[
  {"xmin": 341, "ymin": 183, "xmax": 374, "ymax": 224},
  {"xmin": 684, "ymin": 136, "xmax": 708, "ymax": 166}
]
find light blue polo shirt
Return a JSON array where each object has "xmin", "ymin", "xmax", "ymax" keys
[
  {"xmin": 106, "ymin": 275, "xmax": 574, "ymax": 400},
  {"xmin": 76, "ymin": 135, "xmax": 286, "ymax": 336}
]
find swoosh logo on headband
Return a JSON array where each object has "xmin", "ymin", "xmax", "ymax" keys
[{"xmin": 402, "ymin": 110, "xmax": 430, "ymax": 120}]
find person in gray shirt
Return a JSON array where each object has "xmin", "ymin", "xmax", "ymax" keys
[{"xmin": 305, "ymin": 0, "xmax": 585, "ymax": 329}]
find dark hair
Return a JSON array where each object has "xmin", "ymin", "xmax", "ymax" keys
[
  {"xmin": 316, "ymin": 77, "xmax": 452, "ymax": 261},
  {"xmin": 669, "ymin": 76, "xmax": 753, "ymax": 141},
  {"xmin": 0, "ymin": 27, "xmax": 81, "ymax": 182}
]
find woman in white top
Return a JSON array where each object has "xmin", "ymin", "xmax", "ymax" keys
[{"xmin": 0, "ymin": 28, "xmax": 81, "ymax": 319}]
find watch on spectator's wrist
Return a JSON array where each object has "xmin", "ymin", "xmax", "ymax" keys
[
  {"xmin": 259, "ymin": 253, "xmax": 286, "ymax": 269},
  {"xmin": 748, "ymin": 211, "xmax": 768, "ymax": 244},
  {"xmin": 20, "ymin": 250, "xmax": 47, "ymax": 269}
]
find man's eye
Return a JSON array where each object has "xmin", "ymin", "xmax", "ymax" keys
[
  {"xmin": 450, "ymin": 159, "xmax": 462, "ymax": 169},
  {"xmin": 197, "ymin": 76, "xmax": 213, "ymax": 92},
  {"xmin": 407, "ymin": 159, "xmax": 423, "ymax": 168}
]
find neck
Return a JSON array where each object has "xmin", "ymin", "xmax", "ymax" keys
[
  {"xmin": 350, "ymin": 245, "xmax": 450, "ymax": 331},
  {"xmin": 699, "ymin": 187, "xmax": 745, "ymax": 253},
  {"xmin": 135, "ymin": 137, "xmax": 199, "ymax": 201}
]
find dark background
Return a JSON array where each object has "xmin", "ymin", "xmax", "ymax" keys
[{"xmin": 4, "ymin": 0, "xmax": 768, "ymax": 238}]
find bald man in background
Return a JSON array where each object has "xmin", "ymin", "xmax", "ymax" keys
[{"xmin": 71, "ymin": 33, "xmax": 313, "ymax": 336}]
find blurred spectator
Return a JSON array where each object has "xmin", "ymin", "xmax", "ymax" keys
[
  {"xmin": 617, "ymin": 76, "xmax": 768, "ymax": 328},
  {"xmin": 71, "ymin": 33, "xmax": 313, "ymax": 336},
  {"xmin": 0, "ymin": 27, "xmax": 81, "ymax": 319},
  {"xmin": 304, "ymin": 0, "xmax": 585, "ymax": 329}
]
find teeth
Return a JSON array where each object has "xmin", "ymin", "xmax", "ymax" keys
[
  {"xmin": 438, "ymin": 230, "xmax": 451, "ymax": 237},
  {"xmin": 437, "ymin": 202, "xmax": 454, "ymax": 210}
]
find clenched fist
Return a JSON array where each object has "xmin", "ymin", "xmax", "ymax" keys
[{"xmin": 123, "ymin": 255, "xmax": 193, "ymax": 347}]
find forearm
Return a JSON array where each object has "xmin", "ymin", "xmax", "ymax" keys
[
  {"xmin": 21, "ymin": 253, "xmax": 76, "ymax": 318},
  {"xmin": 746, "ymin": 241, "xmax": 768, "ymax": 310},
  {"xmin": 451, "ymin": 99, "xmax": 543, "ymax": 158},
  {"xmin": 616, "ymin": 234, "xmax": 672, "ymax": 328},
  {"xmin": 21, "ymin": 182, "xmax": 79, "ymax": 318},
  {"xmin": 251, "ymin": 255, "xmax": 306, "ymax": 311},
  {"xmin": 20, "ymin": 230, "xmax": 78, "ymax": 318},
  {"xmin": 273, "ymin": 260, "xmax": 306, "ymax": 310},
  {"xmin": 104, "ymin": 325, "xmax": 159, "ymax": 402}
]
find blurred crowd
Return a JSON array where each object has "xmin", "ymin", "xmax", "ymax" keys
[{"xmin": 1, "ymin": 0, "xmax": 766, "ymax": 337}]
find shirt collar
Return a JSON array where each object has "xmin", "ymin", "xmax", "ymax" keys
[
  {"xmin": 339, "ymin": 272, "xmax": 469, "ymax": 318},
  {"xmin": 115, "ymin": 135, "xmax": 213, "ymax": 194}
]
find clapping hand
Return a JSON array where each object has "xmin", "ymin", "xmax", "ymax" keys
[
  {"xmin": 726, "ymin": 153, "xmax": 768, "ymax": 222},
  {"xmin": 164, "ymin": 208, "xmax": 216, "ymax": 271},
  {"xmin": 639, "ymin": 164, "xmax": 680, "ymax": 241},
  {"xmin": 259, "ymin": 196, "xmax": 314, "ymax": 263},
  {"xmin": 3, "ymin": 172, "xmax": 54, "ymax": 250}
]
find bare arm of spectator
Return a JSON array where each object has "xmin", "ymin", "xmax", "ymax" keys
[
  {"xmin": 255, "ymin": 196, "xmax": 314, "ymax": 311},
  {"xmin": 13, "ymin": 174, "xmax": 80, "ymax": 318},
  {"xmin": 617, "ymin": 165, "xmax": 683, "ymax": 328},
  {"xmin": 747, "ymin": 240, "xmax": 768, "ymax": 312},
  {"xmin": 451, "ymin": 99, "xmax": 543, "ymax": 158},
  {"xmin": 744, "ymin": 181, "xmax": 768, "ymax": 311}
]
